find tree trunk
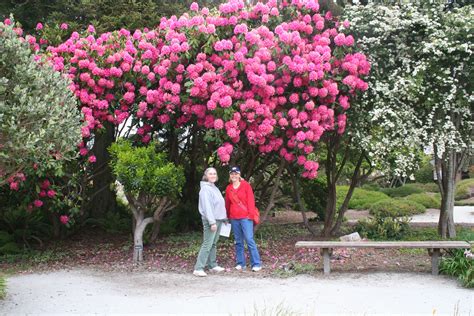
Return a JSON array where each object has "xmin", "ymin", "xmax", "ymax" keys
[
  {"xmin": 322, "ymin": 181, "xmax": 337, "ymax": 237},
  {"xmin": 330, "ymin": 154, "xmax": 365, "ymax": 235},
  {"xmin": 259, "ymin": 158, "xmax": 286, "ymax": 225},
  {"xmin": 437, "ymin": 148, "xmax": 457, "ymax": 238},
  {"xmin": 290, "ymin": 169, "xmax": 317, "ymax": 236},
  {"xmin": 322, "ymin": 137, "xmax": 337, "ymax": 237},
  {"xmin": 88, "ymin": 121, "xmax": 117, "ymax": 218},
  {"xmin": 150, "ymin": 220, "xmax": 161, "ymax": 243},
  {"xmin": 133, "ymin": 214, "xmax": 154, "ymax": 262}
]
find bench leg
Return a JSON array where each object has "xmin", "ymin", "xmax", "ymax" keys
[
  {"xmin": 322, "ymin": 248, "xmax": 330, "ymax": 275},
  {"xmin": 429, "ymin": 249, "xmax": 440, "ymax": 275}
]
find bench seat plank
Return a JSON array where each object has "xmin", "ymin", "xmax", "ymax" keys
[{"xmin": 295, "ymin": 241, "xmax": 471, "ymax": 249}]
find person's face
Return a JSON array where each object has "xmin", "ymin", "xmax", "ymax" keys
[
  {"xmin": 230, "ymin": 172, "xmax": 240, "ymax": 183},
  {"xmin": 207, "ymin": 170, "xmax": 218, "ymax": 183}
]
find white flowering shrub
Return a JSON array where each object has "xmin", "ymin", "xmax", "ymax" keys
[{"xmin": 343, "ymin": 3, "xmax": 473, "ymax": 177}]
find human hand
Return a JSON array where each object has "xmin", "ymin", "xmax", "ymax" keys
[{"xmin": 210, "ymin": 224, "xmax": 217, "ymax": 232}]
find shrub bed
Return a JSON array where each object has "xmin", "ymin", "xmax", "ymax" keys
[
  {"xmin": 381, "ymin": 185, "xmax": 424, "ymax": 198},
  {"xmin": 368, "ymin": 199, "xmax": 426, "ymax": 217},
  {"xmin": 455, "ymin": 178, "xmax": 474, "ymax": 201},
  {"xmin": 337, "ymin": 186, "xmax": 391, "ymax": 210},
  {"xmin": 404, "ymin": 193, "xmax": 441, "ymax": 209}
]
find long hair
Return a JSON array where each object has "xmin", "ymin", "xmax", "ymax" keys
[{"xmin": 202, "ymin": 167, "xmax": 218, "ymax": 182}]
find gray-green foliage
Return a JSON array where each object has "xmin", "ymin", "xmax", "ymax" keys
[{"xmin": 0, "ymin": 18, "xmax": 82, "ymax": 182}]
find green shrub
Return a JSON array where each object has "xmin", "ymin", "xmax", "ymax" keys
[
  {"xmin": 455, "ymin": 178, "xmax": 474, "ymax": 201},
  {"xmin": 109, "ymin": 140, "xmax": 185, "ymax": 262},
  {"xmin": 301, "ymin": 177, "xmax": 328, "ymax": 220},
  {"xmin": 416, "ymin": 183, "xmax": 439, "ymax": 193},
  {"xmin": 381, "ymin": 184, "xmax": 424, "ymax": 197},
  {"xmin": 0, "ymin": 231, "xmax": 20, "ymax": 255},
  {"xmin": 356, "ymin": 214, "xmax": 411, "ymax": 240},
  {"xmin": 440, "ymin": 249, "xmax": 474, "ymax": 288},
  {"xmin": 414, "ymin": 162, "xmax": 434, "ymax": 183},
  {"xmin": 0, "ymin": 206, "xmax": 52, "ymax": 252},
  {"xmin": 369, "ymin": 199, "xmax": 426, "ymax": 217},
  {"xmin": 404, "ymin": 193, "xmax": 441, "ymax": 209},
  {"xmin": 337, "ymin": 186, "xmax": 391, "ymax": 210},
  {"xmin": 361, "ymin": 183, "xmax": 381, "ymax": 191}
]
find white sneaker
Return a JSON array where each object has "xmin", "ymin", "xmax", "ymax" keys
[
  {"xmin": 193, "ymin": 270, "xmax": 207, "ymax": 277},
  {"xmin": 235, "ymin": 265, "xmax": 243, "ymax": 271},
  {"xmin": 210, "ymin": 266, "xmax": 225, "ymax": 272},
  {"xmin": 252, "ymin": 266, "xmax": 262, "ymax": 272}
]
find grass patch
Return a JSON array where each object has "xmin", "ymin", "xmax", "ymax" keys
[
  {"xmin": 246, "ymin": 302, "xmax": 302, "ymax": 316},
  {"xmin": 404, "ymin": 193, "xmax": 441, "ymax": 209},
  {"xmin": 0, "ymin": 274, "xmax": 5, "ymax": 300},
  {"xmin": 0, "ymin": 249, "xmax": 70, "ymax": 272},
  {"xmin": 455, "ymin": 199, "xmax": 474, "ymax": 206},
  {"xmin": 398, "ymin": 248, "xmax": 425, "ymax": 255},
  {"xmin": 165, "ymin": 242, "xmax": 201, "ymax": 259},
  {"xmin": 401, "ymin": 227, "xmax": 474, "ymax": 241},
  {"xmin": 273, "ymin": 262, "xmax": 316, "ymax": 278}
]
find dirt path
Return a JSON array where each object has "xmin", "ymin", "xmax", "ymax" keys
[{"xmin": 1, "ymin": 269, "xmax": 472, "ymax": 315}]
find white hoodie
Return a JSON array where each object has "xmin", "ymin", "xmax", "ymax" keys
[{"xmin": 199, "ymin": 181, "xmax": 227, "ymax": 224}]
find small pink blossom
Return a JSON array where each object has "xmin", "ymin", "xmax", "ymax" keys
[
  {"xmin": 60, "ymin": 215, "xmax": 69, "ymax": 225},
  {"xmin": 190, "ymin": 2, "xmax": 199, "ymax": 11},
  {"xmin": 33, "ymin": 200, "xmax": 43, "ymax": 208}
]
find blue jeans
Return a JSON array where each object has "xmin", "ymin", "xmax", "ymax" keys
[{"xmin": 231, "ymin": 219, "xmax": 261, "ymax": 268}]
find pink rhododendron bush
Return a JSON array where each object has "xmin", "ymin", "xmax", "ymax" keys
[
  {"xmin": 2, "ymin": 0, "xmax": 370, "ymax": 231},
  {"xmin": 43, "ymin": 0, "xmax": 369, "ymax": 180}
]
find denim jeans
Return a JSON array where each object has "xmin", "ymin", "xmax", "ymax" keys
[
  {"xmin": 194, "ymin": 218, "xmax": 222, "ymax": 271},
  {"xmin": 231, "ymin": 219, "xmax": 261, "ymax": 268}
]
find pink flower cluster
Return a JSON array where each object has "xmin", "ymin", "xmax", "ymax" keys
[
  {"xmin": 20, "ymin": 179, "xmax": 58, "ymax": 211},
  {"xmin": 7, "ymin": 172, "xmax": 26, "ymax": 191},
  {"xmin": 32, "ymin": 0, "xmax": 369, "ymax": 179}
]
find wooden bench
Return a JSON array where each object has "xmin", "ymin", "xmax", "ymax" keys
[{"xmin": 295, "ymin": 241, "xmax": 471, "ymax": 275}]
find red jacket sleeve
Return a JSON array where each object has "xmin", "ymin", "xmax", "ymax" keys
[
  {"xmin": 245, "ymin": 181, "xmax": 256, "ymax": 218},
  {"xmin": 225, "ymin": 185, "xmax": 231, "ymax": 219}
]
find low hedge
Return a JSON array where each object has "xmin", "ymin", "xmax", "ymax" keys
[
  {"xmin": 415, "ymin": 183, "xmax": 440, "ymax": 193},
  {"xmin": 381, "ymin": 184, "xmax": 424, "ymax": 197},
  {"xmin": 337, "ymin": 186, "xmax": 391, "ymax": 210},
  {"xmin": 369, "ymin": 198, "xmax": 426, "ymax": 218},
  {"xmin": 455, "ymin": 178, "xmax": 474, "ymax": 201},
  {"xmin": 404, "ymin": 193, "xmax": 441, "ymax": 209}
]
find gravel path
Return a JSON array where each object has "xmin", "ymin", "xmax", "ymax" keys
[
  {"xmin": 410, "ymin": 206, "xmax": 474, "ymax": 224},
  {"xmin": 346, "ymin": 206, "xmax": 474, "ymax": 226},
  {"xmin": 1, "ymin": 269, "xmax": 472, "ymax": 315}
]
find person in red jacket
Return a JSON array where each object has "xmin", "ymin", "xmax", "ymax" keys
[{"xmin": 225, "ymin": 166, "xmax": 262, "ymax": 272}]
